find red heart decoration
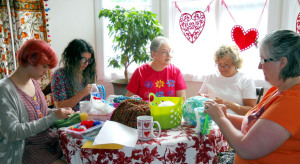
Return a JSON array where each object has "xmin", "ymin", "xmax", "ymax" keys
[
  {"xmin": 231, "ymin": 25, "xmax": 259, "ymax": 51},
  {"xmin": 179, "ymin": 11, "xmax": 205, "ymax": 44},
  {"xmin": 296, "ymin": 12, "xmax": 300, "ymax": 34},
  {"xmin": 144, "ymin": 122, "xmax": 150, "ymax": 128},
  {"xmin": 137, "ymin": 122, "xmax": 141, "ymax": 127},
  {"xmin": 144, "ymin": 131, "xmax": 150, "ymax": 137}
]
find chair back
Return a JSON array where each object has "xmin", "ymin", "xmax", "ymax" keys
[{"xmin": 256, "ymin": 87, "xmax": 264, "ymax": 104}]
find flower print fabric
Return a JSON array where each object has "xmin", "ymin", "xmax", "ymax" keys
[
  {"xmin": 127, "ymin": 63, "xmax": 186, "ymax": 101},
  {"xmin": 51, "ymin": 68, "xmax": 88, "ymax": 111}
]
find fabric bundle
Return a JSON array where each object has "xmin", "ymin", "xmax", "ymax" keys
[{"xmin": 110, "ymin": 99, "xmax": 150, "ymax": 128}]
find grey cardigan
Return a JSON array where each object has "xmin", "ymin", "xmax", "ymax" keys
[{"xmin": 0, "ymin": 77, "xmax": 58, "ymax": 164}]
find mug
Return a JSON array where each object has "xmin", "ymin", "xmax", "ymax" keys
[
  {"xmin": 79, "ymin": 101, "xmax": 91, "ymax": 113},
  {"xmin": 137, "ymin": 116, "xmax": 161, "ymax": 141}
]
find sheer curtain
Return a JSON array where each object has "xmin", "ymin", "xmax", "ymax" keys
[{"xmin": 169, "ymin": 0, "xmax": 268, "ymax": 84}]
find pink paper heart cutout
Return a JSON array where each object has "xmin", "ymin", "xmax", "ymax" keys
[
  {"xmin": 179, "ymin": 11, "xmax": 205, "ymax": 44},
  {"xmin": 231, "ymin": 25, "xmax": 259, "ymax": 51},
  {"xmin": 296, "ymin": 12, "xmax": 300, "ymax": 34},
  {"xmin": 144, "ymin": 131, "xmax": 150, "ymax": 137},
  {"xmin": 144, "ymin": 122, "xmax": 150, "ymax": 128}
]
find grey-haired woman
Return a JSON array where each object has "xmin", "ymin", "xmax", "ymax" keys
[{"xmin": 126, "ymin": 36, "xmax": 187, "ymax": 101}]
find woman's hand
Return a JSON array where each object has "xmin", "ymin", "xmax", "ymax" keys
[
  {"xmin": 54, "ymin": 107, "xmax": 74, "ymax": 119},
  {"xmin": 80, "ymin": 84, "xmax": 93, "ymax": 97},
  {"xmin": 204, "ymin": 100, "xmax": 227, "ymax": 122},
  {"xmin": 214, "ymin": 97, "xmax": 224, "ymax": 104}
]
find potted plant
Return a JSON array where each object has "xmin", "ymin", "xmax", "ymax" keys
[{"xmin": 98, "ymin": 6, "xmax": 163, "ymax": 95}]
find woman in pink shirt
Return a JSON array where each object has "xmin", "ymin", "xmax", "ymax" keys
[{"xmin": 126, "ymin": 36, "xmax": 187, "ymax": 101}]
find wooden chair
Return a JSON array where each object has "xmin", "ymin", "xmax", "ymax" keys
[
  {"xmin": 42, "ymin": 83, "xmax": 54, "ymax": 108},
  {"xmin": 256, "ymin": 87, "xmax": 264, "ymax": 104},
  {"xmin": 42, "ymin": 83, "xmax": 52, "ymax": 96}
]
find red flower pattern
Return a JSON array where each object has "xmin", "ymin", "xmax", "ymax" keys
[{"xmin": 59, "ymin": 123, "xmax": 229, "ymax": 164}]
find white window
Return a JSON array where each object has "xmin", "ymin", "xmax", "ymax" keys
[
  {"xmin": 169, "ymin": 0, "xmax": 268, "ymax": 82},
  {"xmin": 95, "ymin": 0, "xmax": 155, "ymax": 81},
  {"xmin": 96, "ymin": 0, "xmax": 269, "ymax": 85}
]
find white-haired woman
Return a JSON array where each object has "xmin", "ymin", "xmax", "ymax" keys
[{"xmin": 126, "ymin": 36, "xmax": 187, "ymax": 101}]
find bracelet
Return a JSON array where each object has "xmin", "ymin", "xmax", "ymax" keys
[{"xmin": 237, "ymin": 104, "xmax": 241, "ymax": 111}]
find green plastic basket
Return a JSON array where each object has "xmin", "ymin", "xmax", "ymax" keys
[{"xmin": 149, "ymin": 93, "xmax": 183, "ymax": 129}]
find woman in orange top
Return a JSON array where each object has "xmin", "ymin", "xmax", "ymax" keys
[{"xmin": 204, "ymin": 30, "xmax": 300, "ymax": 163}]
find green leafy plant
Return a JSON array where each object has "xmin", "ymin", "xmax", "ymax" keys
[{"xmin": 98, "ymin": 6, "xmax": 163, "ymax": 83}]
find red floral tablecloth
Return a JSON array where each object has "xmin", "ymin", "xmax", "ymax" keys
[{"xmin": 59, "ymin": 123, "xmax": 229, "ymax": 164}]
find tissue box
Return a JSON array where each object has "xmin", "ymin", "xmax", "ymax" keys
[{"xmin": 64, "ymin": 122, "xmax": 103, "ymax": 139}]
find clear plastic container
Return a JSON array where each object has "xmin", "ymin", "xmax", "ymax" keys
[{"xmin": 64, "ymin": 122, "xmax": 103, "ymax": 139}]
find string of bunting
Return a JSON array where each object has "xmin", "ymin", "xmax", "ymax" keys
[
  {"xmin": 175, "ymin": 0, "xmax": 215, "ymax": 44},
  {"xmin": 175, "ymin": 0, "xmax": 268, "ymax": 52}
]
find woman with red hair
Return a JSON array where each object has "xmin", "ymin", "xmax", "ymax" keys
[{"xmin": 0, "ymin": 39, "xmax": 73, "ymax": 164}]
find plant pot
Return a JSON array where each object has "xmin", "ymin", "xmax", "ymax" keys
[{"xmin": 111, "ymin": 79, "xmax": 128, "ymax": 96}]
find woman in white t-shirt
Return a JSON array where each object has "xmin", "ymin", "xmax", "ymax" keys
[{"xmin": 199, "ymin": 45, "xmax": 256, "ymax": 115}]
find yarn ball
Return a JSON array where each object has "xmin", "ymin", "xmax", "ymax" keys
[
  {"xmin": 81, "ymin": 120, "xmax": 94, "ymax": 129},
  {"xmin": 80, "ymin": 112, "xmax": 89, "ymax": 121},
  {"xmin": 93, "ymin": 120, "xmax": 101, "ymax": 126},
  {"xmin": 182, "ymin": 96, "xmax": 211, "ymax": 126}
]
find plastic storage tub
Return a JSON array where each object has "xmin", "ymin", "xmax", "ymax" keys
[
  {"xmin": 63, "ymin": 122, "xmax": 103, "ymax": 139},
  {"xmin": 149, "ymin": 93, "xmax": 183, "ymax": 129}
]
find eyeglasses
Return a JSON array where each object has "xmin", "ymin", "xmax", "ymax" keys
[
  {"xmin": 157, "ymin": 50, "xmax": 174, "ymax": 56},
  {"xmin": 260, "ymin": 58, "xmax": 276, "ymax": 64},
  {"xmin": 80, "ymin": 57, "xmax": 94, "ymax": 64},
  {"xmin": 217, "ymin": 65, "xmax": 232, "ymax": 69}
]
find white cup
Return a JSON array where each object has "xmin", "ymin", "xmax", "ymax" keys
[
  {"xmin": 79, "ymin": 101, "xmax": 91, "ymax": 113},
  {"xmin": 137, "ymin": 116, "xmax": 161, "ymax": 141}
]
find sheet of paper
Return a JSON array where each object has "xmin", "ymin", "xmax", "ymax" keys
[{"xmin": 93, "ymin": 120, "xmax": 138, "ymax": 147}]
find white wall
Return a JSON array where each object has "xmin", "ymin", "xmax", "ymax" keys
[
  {"xmin": 48, "ymin": 0, "xmax": 116, "ymax": 98},
  {"xmin": 48, "ymin": 0, "xmax": 96, "ymax": 69}
]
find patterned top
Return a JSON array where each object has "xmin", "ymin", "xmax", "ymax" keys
[
  {"xmin": 0, "ymin": 77, "xmax": 57, "ymax": 164},
  {"xmin": 127, "ymin": 63, "xmax": 187, "ymax": 101},
  {"xmin": 51, "ymin": 68, "xmax": 89, "ymax": 111},
  {"xmin": 14, "ymin": 80, "xmax": 62, "ymax": 164}
]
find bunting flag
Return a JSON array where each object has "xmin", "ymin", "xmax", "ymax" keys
[
  {"xmin": 176, "ymin": 0, "xmax": 214, "ymax": 44},
  {"xmin": 221, "ymin": 0, "xmax": 268, "ymax": 51},
  {"xmin": 231, "ymin": 25, "xmax": 259, "ymax": 51},
  {"xmin": 179, "ymin": 11, "xmax": 206, "ymax": 44}
]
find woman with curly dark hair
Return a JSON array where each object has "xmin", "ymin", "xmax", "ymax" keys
[{"xmin": 51, "ymin": 39, "xmax": 97, "ymax": 111}]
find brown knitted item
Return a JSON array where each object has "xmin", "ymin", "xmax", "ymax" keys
[{"xmin": 110, "ymin": 99, "xmax": 150, "ymax": 128}]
